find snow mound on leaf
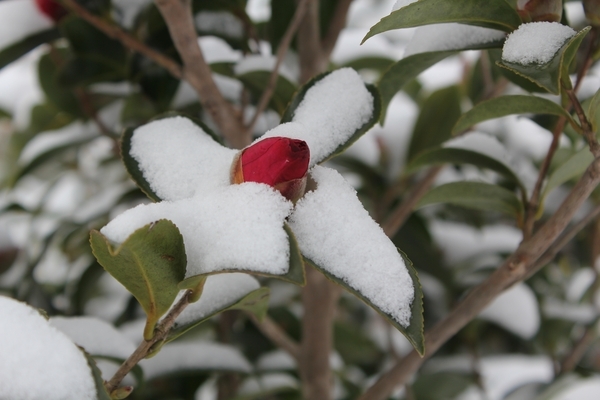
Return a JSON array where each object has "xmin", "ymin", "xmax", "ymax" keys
[
  {"xmin": 502, "ymin": 22, "xmax": 576, "ymax": 65},
  {"xmin": 0, "ymin": 296, "xmax": 96, "ymax": 400}
]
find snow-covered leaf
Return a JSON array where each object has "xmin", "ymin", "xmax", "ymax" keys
[
  {"xmin": 498, "ymin": 26, "xmax": 591, "ymax": 95},
  {"xmin": 453, "ymin": 95, "xmax": 578, "ymax": 134},
  {"xmin": 416, "ymin": 181, "xmax": 524, "ymax": 220},
  {"xmin": 362, "ymin": 0, "xmax": 521, "ymax": 43},
  {"xmin": 168, "ymin": 275, "xmax": 270, "ymax": 342},
  {"xmin": 0, "ymin": 296, "xmax": 97, "ymax": 400},
  {"xmin": 289, "ymin": 166, "xmax": 424, "ymax": 354},
  {"xmin": 275, "ymin": 68, "xmax": 380, "ymax": 166},
  {"xmin": 90, "ymin": 219, "xmax": 187, "ymax": 340}
]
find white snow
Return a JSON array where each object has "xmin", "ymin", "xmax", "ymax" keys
[
  {"xmin": 198, "ymin": 36, "xmax": 242, "ymax": 64},
  {"xmin": 173, "ymin": 273, "xmax": 260, "ymax": 328},
  {"xmin": 552, "ymin": 376, "xmax": 600, "ymax": 400},
  {"xmin": 444, "ymin": 131, "xmax": 513, "ymax": 166},
  {"xmin": 50, "ymin": 316, "xmax": 137, "ymax": 359},
  {"xmin": 0, "ymin": 0, "xmax": 53, "ymax": 51},
  {"xmin": 195, "ymin": 11, "xmax": 244, "ymax": 39},
  {"xmin": 101, "ymin": 183, "xmax": 292, "ymax": 277},
  {"xmin": 129, "ymin": 116, "xmax": 237, "ymax": 201},
  {"xmin": 566, "ymin": 268, "xmax": 595, "ymax": 302},
  {"xmin": 257, "ymin": 350, "xmax": 297, "ymax": 371},
  {"xmin": 289, "ymin": 166, "xmax": 414, "ymax": 327},
  {"xmin": 479, "ymin": 283, "xmax": 540, "ymax": 339},
  {"xmin": 331, "ymin": 28, "xmax": 403, "ymax": 64},
  {"xmin": 543, "ymin": 298, "xmax": 597, "ymax": 323},
  {"xmin": 18, "ymin": 122, "xmax": 98, "ymax": 165},
  {"xmin": 0, "ymin": 296, "xmax": 96, "ymax": 400},
  {"xmin": 262, "ymin": 68, "xmax": 374, "ymax": 166},
  {"xmin": 238, "ymin": 373, "xmax": 298, "ymax": 395},
  {"xmin": 139, "ymin": 341, "xmax": 252, "ymax": 380},
  {"xmin": 246, "ymin": 0, "xmax": 270, "ymax": 22},
  {"xmin": 392, "ymin": 0, "xmax": 419, "ymax": 12},
  {"xmin": 502, "ymin": 22, "xmax": 576, "ymax": 65},
  {"xmin": 234, "ymin": 54, "xmax": 298, "ymax": 83},
  {"xmin": 404, "ymin": 24, "xmax": 505, "ymax": 57}
]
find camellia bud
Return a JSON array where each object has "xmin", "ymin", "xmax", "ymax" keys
[
  {"xmin": 584, "ymin": 0, "xmax": 600, "ymax": 25},
  {"xmin": 35, "ymin": 0, "xmax": 67, "ymax": 22},
  {"xmin": 517, "ymin": 0, "xmax": 563, "ymax": 22},
  {"xmin": 231, "ymin": 137, "xmax": 310, "ymax": 202}
]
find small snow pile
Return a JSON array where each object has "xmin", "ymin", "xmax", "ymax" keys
[
  {"xmin": 502, "ymin": 22, "xmax": 576, "ymax": 65},
  {"xmin": 404, "ymin": 24, "xmax": 506, "ymax": 57},
  {"xmin": 0, "ymin": 296, "xmax": 96, "ymax": 400},
  {"xmin": 0, "ymin": 0, "xmax": 53, "ymax": 50}
]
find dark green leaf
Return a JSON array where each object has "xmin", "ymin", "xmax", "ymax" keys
[
  {"xmin": 342, "ymin": 56, "xmax": 396, "ymax": 73},
  {"xmin": 167, "ymin": 287, "xmax": 270, "ymax": 342},
  {"xmin": 237, "ymin": 70, "xmax": 298, "ymax": 115},
  {"xmin": 588, "ymin": 87, "xmax": 600, "ymax": 135},
  {"xmin": 497, "ymin": 27, "xmax": 591, "ymax": 95},
  {"xmin": 453, "ymin": 95, "xmax": 578, "ymax": 134},
  {"xmin": 412, "ymin": 372, "xmax": 473, "ymax": 400},
  {"xmin": 378, "ymin": 51, "xmax": 456, "ymax": 121},
  {"xmin": 543, "ymin": 147, "xmax": 594, "ymax": 198},
  {"xmin": 405, "ymin": 147, "xmax": 527, "ymax": 195},
  {"xmin": 38, "ymin": 52, "xmax": 83, "ymax": 117},
  {"xmin": 90, "ymin": 220, "xmax": 187, "ymax": 340},
  {"xmin": 362, "ymin": 0, "xmax": 521, "ymax": 43},
  {"xmin": 407, "ymin": 85, "xmax": 462, "ymax": 162},
  {"xmin": 304, "ymin": 250, "xmax": 425, "ymax": 355},
  {"xmin": 0, "ymin": 28, "xmax": 60, "ymax": 70},
  {"xmin": 83, "ymin": 352, "xmax": 112, "ymax": 400},
  {"xmin": 416, "ymin": 181, "xmax": 524, "ymax": 219}
]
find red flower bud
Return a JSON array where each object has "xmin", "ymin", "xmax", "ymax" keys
[
  {"xmin": 231, "ymin": 137, "xmax": 310, "ymax": 202},
  {"xmin": 35, "ymin": 0, "xmax": 67, "ymax": 22},
  {"xmin": 517, "ymin": 0, "xmax": 562, "ymax": 22}
]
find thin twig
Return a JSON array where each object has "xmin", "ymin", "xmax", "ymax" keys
[
  {"xmin": 359, "ymin": 154, "xmax": 600, "ymax": 400},
  {"xmin": 59, "ymin": 0, "xmax": 183, "ymax": 79},
  {"xmin": 321, "ymin": 0, "xmax": 353, "ymax": 58},
  {"xmin": 297, "ymin": 0, "xmax": 326, "ymax": 84},
  {"xmin": 105, "ymin": 290, "xmax": 193, "ymax": 393},
  {"xmin": 382, "ymin": 166, "xmax": 444, "ymax": 237},
  {"xmin": 247, "ymin": 313, "xmax": 300, "ymax": 361},
  {"xmin": 560, "ymin": 324, "xmax": 598, "ymax": 373},
  {"xmin": 154, "ymin": 0, "xmax": 249, "ymax": 148},
  {"xmin": 245, "ymin": 0, "xmax": 310, "ymax": 135}
]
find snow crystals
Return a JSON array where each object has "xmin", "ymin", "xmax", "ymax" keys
[{"xmin": 502, "ymin": 22, "xmax": 576, "ymax": 65}]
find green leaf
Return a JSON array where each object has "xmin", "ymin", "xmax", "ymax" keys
[
  {"xmin": 588, "ymin": 87, "xmax": 600, "ymax": 135},
  {"xmin": 90, "ymin": 220, "xmax": 187, "ymax": 340},
  {"xmin": 342, "ymin": 56, "xmax": 396, "ymax": 73},
  {"xmin": 416, "ymin": 181, "xmax": 524, "ymax": 219},
  {"xmin": 497, "ymin": 27, "xmax": 591, "ymax": 95},
  {"xmin": 82, "ymin": 352, "xmax": 112, "ymax": 400},
  {"xmin": 0, "ymin": 28, "xmax": 61, "ymax": 70},
  {"xmin": 281, "ymin": 71, "xmax": 381, "ymax": 164},
  {"xmin": 304, "ymin": 250, "xmax": 425, "ymax": 355},
  {"xmin": 38, "ymin": 52, "xmax": 84, "ymax": 117},
  {"xmin": 407, "ymin": 85, "xmax": 462, "ymax": 162},
  {"xmin": 412, "ymin": 372, "xmax": 473, "ymax": 400},
  {"xmin": 362, "ymin": 0, "xmax": 521, "ymax": 43},
  {"xmin": 543, "ymin": 147, "xmax": 594, "ymax": 198},
  {"xmin": 453, "ymin": 95, "xmax": 579, "ymax": 134},
  {"xmin": 177, "ymin": 223, "xmax": 306, "ymax": 287},
  {"xmin": 404, "ymin": 147, "xmax": 527, "ymax": 195},
  {"xmin": 166, "ymin": 287, "xmax": 270, "ymax": 342},
  {"xmin": 237, "ymin": 70, "xmax": 298, "ymax": 115},
  {"xmin": 378, "ymin": 51, "xmax": 456, "ymax": 122}
]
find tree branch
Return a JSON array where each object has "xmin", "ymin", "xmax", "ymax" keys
[
  {"xmin": 248, "ymin": 313, "xmax": 300, "ymax": 361},
  {"xmin": 297, "ymin": 0, "xmax": 326, "ymax": 84},
  {"xmin": 321, "ymin": 0, "xmax": 353, "ymax": 58},
  {"xmin": 105, "ymin": 290, "xmax": 193, "ymax": 393},
  {"xmin": 59, "ymin": 0, "xmax": 183, "ymax": 79},
  {"xmin": 382, "ymin": 166, "xmax": 443, "ymax": 237},
  {"xmin": 245, "ymin": 0, "xmax": 310, "ymax": 135},
  {"xmin": 154, "ymin": 0, "xmax": 249, "ymax": 149},
  {"xmin": 359, "ymin": 155, "xmax": 600, "ymax": 400}
]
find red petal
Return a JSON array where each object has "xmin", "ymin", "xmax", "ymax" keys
[{"xmin": 35, "ymin": 0, "xmax": 67, "ymax": 22}]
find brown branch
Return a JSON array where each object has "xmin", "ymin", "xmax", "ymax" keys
[
  {"xmin": 105, "ymin": 290, "xmax": 193, "ymax": 393},
  {"xmin": 321, "ymin": 0, "xmax": 353, "ymax": 58},
  {"xmin": 248, "ymin": 313, "xmax": 300, "ymax": 361},
  {"xmin": 566, "ymin": 88, "xmax": 600, "ymax": 157},
  {"xmin": 245, "ymin": 0, "xmax": 310, "ymax": 135},
  {"xmin": 154, "ymin": 0, "xmax": 249, "ymax": 149},
  {"xmin": 297, "ymin": 0, "xmax": 326, "ymax": 84},
  {"xmin": 560, "ymin": 324, "xmax": 598, "ymax": 373},
  {"xmin": 359, "ymin": 155, "xmax": 600, "ymax": 400},
  {"xmin": 382, "ymin": 166, "xmax": 443, "ymax": 237},
  {"xmin": 59, "ymin": 0, "xmax": 183, "ymax": 79}
]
